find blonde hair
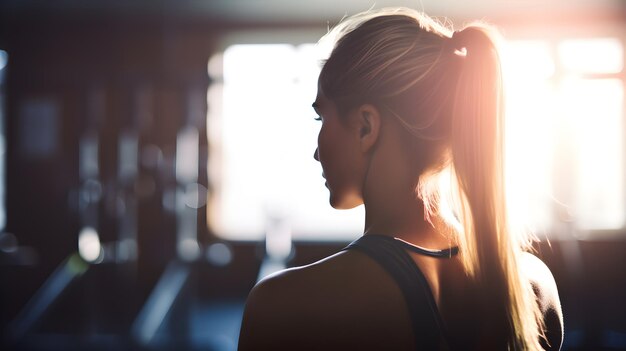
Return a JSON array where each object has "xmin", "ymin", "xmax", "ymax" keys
[{"xmin": 320, "ymin": 8, "xmax": 545, "ymax": 350}]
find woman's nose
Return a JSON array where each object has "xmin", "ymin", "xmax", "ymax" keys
[{"xmin": 313, "ymin": 147, "xmax": 319, "ymax": 162}]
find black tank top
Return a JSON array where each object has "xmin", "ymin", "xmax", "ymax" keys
[{"xmin": 342, "ymin": 234, "xmax": 451, "ymax": 350}]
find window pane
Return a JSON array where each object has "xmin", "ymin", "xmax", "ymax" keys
[
  {"xmin": 558, "ymin": 78, "xmax": 624, "ymax": 229},
  {"xmin": 504, "ymin": 40, "xmax": 626, "ymax": 233},
  {"xmin": 558, "ymin": 38, "xmax": 623, "ymax": 74},
  {"xmin": 212, "ymin": 44, "xmax": 363, "ymax": 240},
  {"xmin": 502, "ymin": 40, "xmax": 554, "ymax": 80},
  {"xmin": 212, "ymin": 38, "xmax": 626, "ymax": 240}
]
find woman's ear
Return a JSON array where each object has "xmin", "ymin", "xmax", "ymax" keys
[{"xmin": 355, "ymin": 104, "xmax": 381, "ymax": 153}]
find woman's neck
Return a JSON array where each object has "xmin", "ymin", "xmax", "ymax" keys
[
  {"xmin": 362, "ymin": 185, "xmax": 447, "ymax": 249},
  {"xmin": 360, "ymin": 115, "xmax": 453, "ymax": 249}
]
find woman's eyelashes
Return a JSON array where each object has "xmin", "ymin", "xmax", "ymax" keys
[{"xmin": 312, "ymin": 101, "xmax": 322, "ymax": 121}]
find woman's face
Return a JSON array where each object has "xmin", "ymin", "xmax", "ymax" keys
[{"xmin": 312, "ymin": 90, "xmax": 366, "ymax": 210}]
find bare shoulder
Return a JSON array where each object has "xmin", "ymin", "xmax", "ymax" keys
[
  {"xmin": 238, "ymin": 249, "xmax": 414, "ymax": 350},
  {"xmin": 520, "ymin": 252, "xmax": 564, "ymax": 350},
  {"xmin": 244, "ymin": 250, "xmax": 372, "ymax": 308},
  {"xmin": 520, "ymin": 253, "xmax": 561, "ymax": 312},
  {"xmin": 241, "ymin": 251, "xmax": 357, "ymax": 317}
]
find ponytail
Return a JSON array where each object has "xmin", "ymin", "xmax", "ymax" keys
[{"xmin": 448, "ymin": 26, "xmax": 544, "ymax": 350}]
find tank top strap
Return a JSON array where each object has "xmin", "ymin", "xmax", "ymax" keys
[{"xmin": 342, "ymin": 234, "xmax": 451, "ymax": 350}]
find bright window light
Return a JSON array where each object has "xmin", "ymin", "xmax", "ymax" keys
[
  {"xmin": 210, "ymin": 44, "xmax": 363, "ymax": 241},
  {"xmin": 560, "ymin": 78, "xmax": 624, "ymax": 229},
  {"xmin": 503, "ymin": 38, "xmax": 624, "ymax": 233},
  {"xmin": 210, "ymin": 36, "xmax": 625, "ymax": 240},
  {"xmin": 558, "ymin": 38, "xmax": 623, "ymax": 74},
  {"xmin": 502, "ymin": 40, "xmax": 555, "ymax": 80}
]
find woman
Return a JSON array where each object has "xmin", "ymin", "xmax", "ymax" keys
[{"xmin": 238, "ymin": 8, "xmax": 563, "ymax": 350}]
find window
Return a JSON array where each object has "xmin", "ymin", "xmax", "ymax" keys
[
  {"xmin": 208, "ymin": 44, "xmax": 363, "ymax": 241},
  {"xmin": 209, "ymin": 37, "xmax": 625, "ymax": 240},
  {"xmin": 503, "ymin": 38, "xmax": 624, "ymax": 236}
]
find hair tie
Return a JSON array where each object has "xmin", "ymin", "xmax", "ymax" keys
[{"xmin": 447, "ymin": 30, "xmax": 466, "ymax": 57}]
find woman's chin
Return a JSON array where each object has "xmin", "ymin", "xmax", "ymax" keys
[{"xmin": 329, "ymin": 193, "xmax": 362, "ymax": 210}]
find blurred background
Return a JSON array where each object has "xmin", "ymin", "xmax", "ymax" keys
[{"xmin": 0, "ymin": 0, "xmax": 624, "ymax": 350}]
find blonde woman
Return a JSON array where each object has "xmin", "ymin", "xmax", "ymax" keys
[{"xmin": 239, "ymin": 8, "xmax": 563, "ymax": 350}]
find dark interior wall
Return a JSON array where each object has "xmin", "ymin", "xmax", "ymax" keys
[
  {"xmin": 0, "ymin": 10, "xmax": 219, "ymax": 325},
  {"xmin": 0, "ymin": 10, "xmax": 329, "ymax": 344}
]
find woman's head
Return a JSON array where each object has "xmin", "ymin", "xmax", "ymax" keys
[
  {"xmin": 319, "ymin": 9, "xmax": 458, "ymax": 152},
  {"xmin": 317, "ymin": 10, "xmax": 482, "ymax": 215},
  {"xmin": 315, "ymin": 10, "xmax": 459, "ymax": 212},
  {"xmin": 316, "ymin": 8, "xmax": 545, "ymax": 350}
]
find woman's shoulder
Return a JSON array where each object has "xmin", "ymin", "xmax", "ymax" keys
[
  {"xmin": 520, "ymin": 252, "xmax": 562, "ymax": 317},
  {"xmin": 248, "ymin": 250, "xmax": 370, "ymax": 301},
  {"xmin": 238, "ymin": 249, "xmax": 414, "ymax": 350},
  {"xmin": 520, "ymin": 252, "xmax": 564, "ymax": 350},
  {"xmin": 243, "ymin": 249, "xmax": 406, "ymax": 319},
  {"xmin": 245, "ymin": 251, "xmax": 357, "ymax": 311}
]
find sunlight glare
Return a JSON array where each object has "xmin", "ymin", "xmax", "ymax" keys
[
  {"xmin": 213, "ymin": 35, "xmax": 625, "ymax": 240},
  {"xmin": 214, "ymin": 44, "xmax": 363, "ymax": 240},
  {"xmin": 559, "ymin": 78, "xmax": 624, "ymax": 229},
  {"xmin": 559, "ymin": 38, "xmax": 623, "ymax": 74}
]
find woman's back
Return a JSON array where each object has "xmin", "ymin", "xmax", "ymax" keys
[{"xmin": 238, "ymin": 236, "xmax": 563, "ymax": 350}]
